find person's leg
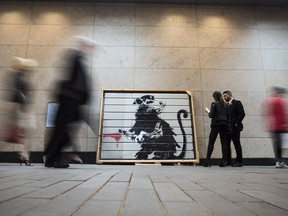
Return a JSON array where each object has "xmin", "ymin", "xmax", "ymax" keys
[
  {"xmin": 204, "ymin": 126, "xmax": 219, "ymax": 166},
  {"xmin": 231, "ymin": 128, "xmax": 243, "ymax": 166},
  {"xmin": 219, "ymin": 125, "xmax": 228, "ymax": 165},
  {"xmin": 227, "ymin": 134, "xmax": 232, "ymax": 165}
]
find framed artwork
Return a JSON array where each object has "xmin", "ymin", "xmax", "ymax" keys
[{"xmin": 97, "ymin": 90, "xmax": 199, "ymax": 164}]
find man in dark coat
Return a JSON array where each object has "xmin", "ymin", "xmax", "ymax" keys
[
  {"xmin": 44, "ymin": 45, "xmax": 92, "ymax": 168},
  {"xmin": 223, "ymin": 90, "xmax": 245, "ymax": 167}
]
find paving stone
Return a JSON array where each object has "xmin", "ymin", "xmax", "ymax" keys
[
  {"xmin": 21, "ymin": 181, "xmax": 81, "ymax": 199},
  {"xmin": 0, "ymin": 197, "xmax": 47, "ymax": 216},
  {"xmin": 74, "ymin": 200, "xmax": 122, "ymax": 216},
  {"xmin": 187, "ymin": 190, "xmax": 255, "ymax": 216},
  {"xmin": 0, "ymin": 165, "xmax": 287, "ymax": 216},
  {"xmin": 154, "ymin": 182, "xmax": 192, "ymax": 202},
  {"xmin": 110, "ymin": 172, "xmax": 132, "ymax": 182},
  {"xmin": 91, "ymin": 182, "xmax": 129, "ymax": 201},
  {"xmin": 122, "ymin": 189, "xmax": 164, "ymax": 216},
  {"xmin": 240, "ymin": 190, "xmax": 288, "ymax": 211},
  {"xmin": 238, "ymin": 201, "xmax": 288, "ymax": 216},
  {"xmin": 162, "ymin": 201, "xmax": 210, "ymax": 216},
  {"xmin": 0, "ymin": 186, "xmax": 38, "ymax": 203}
]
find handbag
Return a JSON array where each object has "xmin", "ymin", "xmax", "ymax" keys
[{"xmin": 1, "ymin": 124, "xmax": 26, "ymax": 144}]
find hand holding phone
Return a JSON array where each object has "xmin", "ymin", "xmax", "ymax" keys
[{"xmin": 205, "ymin": 107, "xmax": 210, "ymax": 113}]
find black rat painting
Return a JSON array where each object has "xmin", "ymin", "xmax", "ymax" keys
[{"xmin": 118, "ymin": 95, "xmax": 188, "ymax": 160}]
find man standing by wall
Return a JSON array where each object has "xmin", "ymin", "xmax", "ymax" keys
[{"xmin": 223, "ymin": 91, "xmax": 245, "ymax": 167}]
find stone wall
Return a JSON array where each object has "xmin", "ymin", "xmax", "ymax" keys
[{"xmin": 0, "ymin": 1, "xmax": 287, "ymax": 161}]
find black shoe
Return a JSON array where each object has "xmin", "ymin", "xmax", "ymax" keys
[
  {"xmin": 219, "ymin": 161, "xmax": 228, "ymax": 167},
  {"xmin": 203, "ymin": 161, "xmax": 211, "ymax": 167},
  {"xmin": 53, "ymin": 161, "xmax": 70, "ymax": 168},
  {"xmin": 232, "ymin": 162, "xmax": 243, "ymax": 167}
]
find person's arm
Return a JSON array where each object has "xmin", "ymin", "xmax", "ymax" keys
[
  {"xmin": 235, "ymin": 100, "xmax": 245, "ymax": 126},
  {"xmin": 208, "ymin": 102, "xmax": 216, "ymax": 118}
]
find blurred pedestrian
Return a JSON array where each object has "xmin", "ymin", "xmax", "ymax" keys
[
  {"xmin": 223, "ymin": 91, "xmax": 245, "ymax": 167},
  {"xmin": 203, "ymin": 91, "xmax": 229, "ymax": 167},
  {"xmin": 2, "ymin": 57, "xmax": 38, "ymax": 166},
  {"xmin": 262, "ymin": 87, "xmax": 288, "ymax": 168},
  {"xmin": 44, "ymin": 36, "xmax": 96, "ymax": 168}
]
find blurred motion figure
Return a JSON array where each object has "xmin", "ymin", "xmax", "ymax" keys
[
  {"xmin": 44, "ymin": 36, "xmax": 96, "ymax": 168},
  {"xmin": 263, "ymin": 87, "xmax": 288, "ymax": 168},
  {"xmin": 2, "ymin": 57, "xmax": 38, "ymax": 165}
]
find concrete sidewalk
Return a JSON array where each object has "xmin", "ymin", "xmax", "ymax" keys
[{"xmin": 0, "ymin": 164, "xmax": 287, "ymax": 216}]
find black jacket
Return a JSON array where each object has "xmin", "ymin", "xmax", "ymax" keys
[
  {"xmin": 227, "ymin": 99, "xmax": 245, "ymax": 131},
  {"xmin": 208, "ymin": 101, "xmax": 228, "ymax": 127}
]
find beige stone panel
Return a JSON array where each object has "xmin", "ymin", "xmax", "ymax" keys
[
  {"xmin": 29, "ymin": 91, "xmax": 51, "ymax": 115},
  {"xmin": 199, "ymin": 48, "xmax": 262, "ymax": 70},
  {"xmin": 134, "ymin": 69, "xmax": 201, "ymax": 90},
  {"xmin": 0, "ymin": 45, "xmax": 26, "ymax": 67},
  {"xmin": 0, "ymin": 97, "xmax": 11, "ymax": 115},
  {"xmin": 95, "ymin": 6, "xmax": 135, "ymax": 26},
  {"xmin": 135, "ymin": 47, "xmax": 199, "ymax": 69},
  {"xmin": 65, "ymin": 137, "xmax": 88, "ymax": 153},
  {"xmin": 88, "ymin": 137, "xmax": 98, "ymax": 152},
  {"xmin": 196, "ymin": 137, "xmax": 205, "ymax": 159},
  {"xmin": 235, "ymin": 92, "xmax": 267, "ymax": 116},
  {"xmin": 135, "ymin": 6, "xmax": 197, "ymax": 27},
  {"xmin": 93, "ymin": 47, "xmax": 134, "ymax": 68},
  {"xmin": 198, "ymin": 28, "xmax": 260, "ymax": 48},
  {"xmin": 29, "ymin": 25, "xmax": 93, "ymax": 46},
  {"xmin": 70, "ymin": 122, "xmax": 89, "ymax": 138},
  {"xmin": 201, "ymin": 69, "xmax": 266, "ymax": 92},
  {"xmin": 0, "ymin": 25, "xmax": 29, "ymax": 45},
  {"xmin": 29, "ymin": 114, "xmax": 46, "ymax": 138},
  {"xmin": 94, "ymin": 26, "xmax": 134, "ymax": 46},
  {"xmin": 197, "ymin": 7, "xmax": 257, "ymax": 28},
  {"xmin": 259, "ymin": 29, "xmax": 288, "ymax": 49},
  {"xmin": 242, "ymin": 116, "xmax": 269, "ymax": 138},
  {"xmin": 31, "ymin": 67, "xmax": 64, "ymax": 91},
  {"xmin": 88, "ymin": 91, "xmax": 101, "ymax": 115},
  {"xmin": 0, "ymin": 141, "xmax": 14, "ymax": 151},
  {"xmin": 256, "ymin": 7, "xmax": 288, "ymax": 30},
  {"xmin": 26, "ymin": 46, "xmax": 70, "ymax": 67},
  {"xmin": 87, "ymin": 114, "xmax": 99, "ymax": 137},
  {"xmin": 0, "ymin": 70, "xmax": 11, "ymax": 90},
  {"xmin": 192, "ymin": 91, "xmax": 204, "ymax": 116},
  {"xmin": 194, "ymin": 115, "xmax": 204, "ymax": 138},
  {"xmin": 91, "ymin": 68, "xmax": 134, "ymax": 90},
  {"xmin": 31, "ymin": 5, "xmax": 94, "ymax": 25},
  {"xmin": 264, "ymin": 70, "xmax": 288, "ymax": 89},
  {"xmin": 241, "ymin": 138, "xmax": 274, "ymax": 158},
  {"xmin": 262, "ymin": 50, "xmax": 288, "ymax": 70},
  {"xmin": 0, "ymin": 4, "xmax": 31, "ymax": 24},
  {"xmin": 135, "ymin": 27, "xmax": 198, "ymax": 47},
  {"xmin": 29, "ymin": 137, "xmax": 45, "ymax": 152}
]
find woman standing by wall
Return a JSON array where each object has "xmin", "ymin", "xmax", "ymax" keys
[{"xmin": 204, "ymin": 91, "xmax": 229, "ymax": 167}]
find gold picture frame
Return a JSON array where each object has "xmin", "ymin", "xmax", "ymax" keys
[{"xmin": 96, "ymin": 90, "xmax": 199, "ymax": 165}]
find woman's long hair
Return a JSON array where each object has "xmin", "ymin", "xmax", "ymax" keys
[{"xmin": 213, "ymin": 91, "xmax": 226, "ymax": 107}]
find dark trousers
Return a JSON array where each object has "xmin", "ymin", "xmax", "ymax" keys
[
  {"xmin": 271, "ymin": 131, "xmax": 284, "ymax": 161},
  {"xmin": 45, "ymin": 97, "xmax": 80, "ymax": 163},
  {"xmin": 206, "ymin": 125, "xmax": 228, "ymax": 161},
  {"xmin": 227, "ymin": 127, "xmax": 243, "ymax": 164}
]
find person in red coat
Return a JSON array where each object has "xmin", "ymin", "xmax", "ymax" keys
[{"xmin": 263, "ymin": 87, "xmax": 288, "ymax": 168}]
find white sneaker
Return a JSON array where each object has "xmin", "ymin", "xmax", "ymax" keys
[
  {"xmin": 276, "ymin": 161, "xmax": 288, "ymax": 168},
  {"xmin": 280, "ymin": 162, "xmax": 288, "ymax": 168}
]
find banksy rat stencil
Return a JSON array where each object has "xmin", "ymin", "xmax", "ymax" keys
[{"xmin": 98, "ymin": 91, "xmax": 198, "ymax": 163}]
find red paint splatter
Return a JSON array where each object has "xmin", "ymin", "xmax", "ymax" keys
[{"xmin": 103, "ymin": 133, "xmax": 122, "ymax": 148}]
